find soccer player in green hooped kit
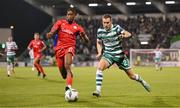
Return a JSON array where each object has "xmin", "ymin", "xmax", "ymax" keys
[
  {"xmin": 5, "ymin": 36, "xmax": 18, "ymax": 77},
  {"xmin": 93, "ymin": 14, "xmax": 151, "ymax": 97}
]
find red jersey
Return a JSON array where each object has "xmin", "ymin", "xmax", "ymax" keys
[
  {"xmin": 28, "ymin": 39, "xmax": 45, "ymax": 57},
  {"xmin": 51, "ymin": 19, "xmax": 85, "ymax": 51}
]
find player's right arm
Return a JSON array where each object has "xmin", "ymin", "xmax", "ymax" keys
[
  {"xmin": 96, "ymin": 39, "xmax": 103, "ymax": 59},
  {"xmin": 47, "ymin": 20, "xmax": 62, "ymax": 39},
  {"xmin": 12, "ymin": 42, "xmax": 18, "ymax": 51}
]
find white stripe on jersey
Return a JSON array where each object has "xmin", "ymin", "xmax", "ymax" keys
[{"xmin": 6, "ymin": 41, "xmax": 18, "ymax": 56}]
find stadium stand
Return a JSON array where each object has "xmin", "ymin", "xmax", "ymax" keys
[{"xmin": 38, "ymin": 15, "xmax": 179, "ymax": 63}]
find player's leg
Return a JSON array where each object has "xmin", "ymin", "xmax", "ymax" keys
[
  {"xmin": 93, "ymin": 58, "xmax": 111, "ymax": 97},
  {"xmin": 155, "ymin": 58, "xmax": 159, "ymax": 71},
  {"xmin": 10, "ymin": 56, "xmax": 15, "ymax": 74},
  {"xmin": 6, "ymin": 56, "xmax": 11, "ymax": 77},
  {"xmin": 118, "ymin": 56, "xmax": 151, "ymax": 92},
  {"xmin": 37, "ymin": 58, "xmax": 46, "ymax": 78},
  {"xmin": 125, "ymin": 69, "xmax": 151, "ymax": 92},
  {"xmin": 33, "ymin": 57, "xmax": 40, "ymax": 76},
  {"xmin": 34, "ymin": 57, "xmax": 45, "ymax": 77},
  {"xmin": 158, "ymin": 59, "xmax": 162, "ymax": 71},
  {"xmin": 31, "ymin": 58, "xmax": 35, "ymax": 71},
  {"xmin": 159, "ymin": 62, "xmax": 162, "ymax": 71},
  {"xmin": 59, "ymin": 67, "xmax": 67, "ymax": 79},
  {"xmin": 56, "ymin": 56, "xmax": 67, "ymax": 79},
  {"xmin": 64, "ymin": 53, "xmax": 73, "ymax": 90}
]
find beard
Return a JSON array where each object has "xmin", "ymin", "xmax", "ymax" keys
[{"xmin": 67, "ymin": 19, "xmax": 73, "ymax": 24}]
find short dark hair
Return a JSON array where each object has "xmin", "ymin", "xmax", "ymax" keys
[
  {"xmin": 102, "ymin": 14, "xmax": 112, "ymax": 20},
  {"xmin": 67, "ymin": 8, "xmax": 77, "ymax": 15},
  {"xmin": 34, "ymin": 32, "xmax": 40, "ymax": 35}
]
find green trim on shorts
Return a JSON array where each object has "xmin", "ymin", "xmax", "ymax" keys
[
  {"xmin": 7, "ymin": 55, "xmax": 15, "ymax": 64},
  {"xmin": 155, "ymin": 58, "xmax": 161, "ymax": 62},
  {"xmin": 102, "ymin": 53, "xmax": 131, "ymax": 71}
]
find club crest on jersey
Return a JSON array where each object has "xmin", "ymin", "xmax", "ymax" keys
[{"xmin": 62, "ymin": 28, "xmax": 73, "ymax": 35}]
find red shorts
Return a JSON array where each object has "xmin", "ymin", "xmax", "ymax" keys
[
  {"xmin": 55, "ymin": 47, "xmax": 75, "ymax": 68},
  {"xmin": 34, "ymin": 53, "xmax": 42, "ymax": 59}
]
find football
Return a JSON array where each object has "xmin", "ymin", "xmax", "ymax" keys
[{"xmin": 65, "ymin": 89, "xmax": 78, "ymax": 102}]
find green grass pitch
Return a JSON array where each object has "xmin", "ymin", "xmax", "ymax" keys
[{"xmin": 0, "ymin": 66, "xmax": 180, "ymax": 107}]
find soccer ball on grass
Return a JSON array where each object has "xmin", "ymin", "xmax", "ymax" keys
[{"xmin": 65, "ymin": 89, "xmax": 78, "ymax": 102}]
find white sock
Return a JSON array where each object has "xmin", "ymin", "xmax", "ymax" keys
[
  {"xmin": 96, "ymin": 69, "xmax": 103, "ymax": 93},
  {"xmin": 134, "ymin": 74, "xmax": 143, "ymax": 82},
  {"xmin": 7, "ymin": 65, "xmax": 11, "ymax": 75},
  {"xmin": 155, "ymin": 64, "xmax": 158, "ymax": 70},
  {"xmin": 67, "ymin": 85, "xmax": 72, "ymax": 89}
]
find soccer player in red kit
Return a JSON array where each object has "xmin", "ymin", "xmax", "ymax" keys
[
  {"xmin": 28, "ymin": 33, "xmax": 47, "ymax": 78},
  {"xmin": 46, "ymin": 8, "xmax": 89, "ymax": 91}
]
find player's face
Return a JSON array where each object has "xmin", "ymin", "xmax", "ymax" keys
[
  {"xmin": 8, "ymin": 36, "xmax": 13, "ymax": 42},
  {"xmin": 66, "ymin": 11, "xmax": 76, "ymax": 22},
  {"xmin": 102, "ymin": 18, "xmax": 112, "ymax": 31},
  {"xmin": 34, "ymin": 34, "xmax": 40, "ymax": 40}
]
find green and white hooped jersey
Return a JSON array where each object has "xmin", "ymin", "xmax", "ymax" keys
[
  {"xmin": 97, "ymin": 24, "xmax": 124, "ymax": 58},
  {"xmin": 6, "ymin": 41, "xmax": 18, "ymax": 56}
]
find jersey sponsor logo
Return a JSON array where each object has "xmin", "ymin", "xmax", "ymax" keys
[
  {"xmin": 106, "ymin": 31, "xmax": 117, "ymax": 37},
  {"xmin": 103, "ymin": 37, "xmax": 118, "ymax": 43},
  {"xmin": 61, "ymin": 28, "xmax": 73, "ymax": 35}
]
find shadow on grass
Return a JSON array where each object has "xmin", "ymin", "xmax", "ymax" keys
[
  {"xmin": 43, "ymin": 78, "xmax": 64, "ymax": 84},
  {"xmin": 13, "ymin": 76, "xmax": 31, "ymax": 80}
]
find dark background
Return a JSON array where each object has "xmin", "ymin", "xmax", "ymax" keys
[{"xmin": 0, "ymin": 0, "xmax": 52, "ymax": 56}]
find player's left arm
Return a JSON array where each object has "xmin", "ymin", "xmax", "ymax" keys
[
  {"xmin": 121, "ymin": 30, "xmax": 132, "ymax": 38},
  {"xmin": 13, "ymin": 42, "xmax": 18, "ymax": 51},
  {"xmin": 40, "ymin": 41, "xmax": 47, "ymax": 52},
  {"xmin": 79, "ymin": 32, "xmax": 90, "ymax": 45},
  {"xmin": 79, "ymin": 26, "xmax": 90, "ymax": 45},
  {"xmin": 117, "ymin": 25, "xmax": 131, "ymax": 38},
  {"xmin": 9, "ymin": 42, "xmax": 18, "ymax": 51}
]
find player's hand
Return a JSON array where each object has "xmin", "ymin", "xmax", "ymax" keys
[
  {"xmin": 46, "ymin": 32, "xmax": 53, "ymax": 39},
  {"xmin": 96, "ymin": 53, "xmax": 101, "ymax": 59}
]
